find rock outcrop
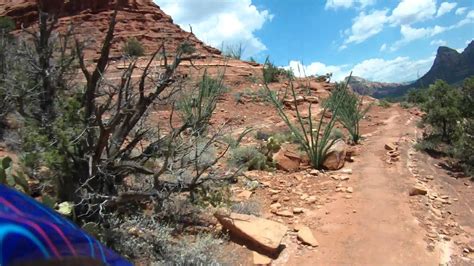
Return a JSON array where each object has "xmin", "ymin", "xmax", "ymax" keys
[
  {"xmin": 414, "ymin": 41, "xmax": 474, "ymax": 88},
  {"xmin": 1, "ymin": 0, "xmax": 221, "ymax": 59}
]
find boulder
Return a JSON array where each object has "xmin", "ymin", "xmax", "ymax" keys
[
  {"xmin": 297, "ymin": 226, "xmax": 319, "ymax": 247},
  {"xmin": 273, "ymin": 147, "xmax": 303, "ymax": 172},
  {"xmin": 215, "ymin": 212, "xmax": 288, "ymax": 253},
  {"xmin": 323, "ymin": 140, "xmax": 347, "ymax": 170}
]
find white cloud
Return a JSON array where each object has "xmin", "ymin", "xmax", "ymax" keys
[
  {"xmin": 456, "ymin": 10, "xmax": 474, "ymax": 27},
  {"xmin": 343, "ymin": 9, "xmax": 389, "ymax": 44},
  {"xmin": 285, "ymin": 61, "xmax": 350, "ymax": 82},
  {"xmin": 380, "ymin": 43, "xmax": 387, "ymax": 51},
  {"xmin": 155, "ymin": 0, "xmax": 272, "ymax": 58},
  {"xmin": 430, "ymin": 39, "xmax": 447, "ymax": 46},
  {"xmin": 325, "ymin": 0, "xmax": 376, "ymax": 10},
  {"xmin": 351, "ymin": 56, "xmax": 435, "ymax": 82},
  {"xmin": 389, "ymin": 0, "xmax": 437, "ymax": 25},
  {"xmin": 285, "ymin": 55, "xmax": 435, "ymax": 83},
  {"xmin": 436, "ymin": 2, "xmax": 457, "ymax": 17},
  {"xmin": 390, "ymin": 24, "xmax": 446, "ymax": 51},
  {"xmin": 455, "ymin": 7, "xmax": 467, "ymax": 15}
]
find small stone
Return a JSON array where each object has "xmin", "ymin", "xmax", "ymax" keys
[
  {"xmin": 427, "ymin": 242, "xmax": 436, "ymax": 252},
  {"xmin": 297, "ymin": 226, "xmax": 319, "ymax": 247},
  {"xmin": 345, "ymin": 195, "xmax": 353, "ymax": 199},
  {"xmin": 340, "ymin": 169, "xmax": 352, "ymax": 175},
  {"xmin": 276, "ymin": 210, "xmax": 294, "ymax": 217},
  {"xmin": 293, "ymin": 208, "xmax": 304, "ymax": 214},
  {"xmin": 409, "ymin": 186, "xmax": 428, "ymax": 196},
  {"xmin": 283, "ymin": 197, "xmax": 291, "ymax": 201},
  {"xmin": 346, "ymin": 187, "xmax": 354, "ymax": 193},
  {"xmin": 331, "ymin": 176, "xmax": 339, "ymax": 180},
  {"xmin": 237, "ymin": 190, "xmax": 253, "ymax": 200},
  {"xmin": 306, "ymin": 196, "xmax": 317, "ymax": 203},
  {"xmin": 270, "ymin": 203, "xmax": 282, "ymax": 210},
  {"xmin": 385, "ymin": 143, "xmax": 397, "ymax": 151},
  {"xmin": 335, "ymin": 187, "xmax": 344, "ymax": 192},
  {"xmin": 310, "ymin": 169, "xmax": 320, "ymax": 176},
  {"xmin": 269, "ymin": 189, "xmax": 281, "ymax": 195},
  {"xmin": 340, "ymin": 176, "xmax": 350, "ymax": 181},
  {"xmin": 440, "ymin": 195, "xmax": 449, "ymax": 199}
]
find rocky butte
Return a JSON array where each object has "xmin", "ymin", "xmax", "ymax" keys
[{"xmin": 0, "ymin": 0, "xmax": 221, "ymax": 59}]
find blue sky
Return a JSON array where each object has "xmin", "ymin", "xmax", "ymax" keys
[{"xmin": 155, "ymin": 0, "xmax": 474, "ymax": 82}]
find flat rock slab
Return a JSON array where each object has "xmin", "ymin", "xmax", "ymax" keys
[
  {"xmin": 297, "ymin": 225, "xmax": 319, "ymax": 247},
  {"xmin": 215, "ymin": 212, "xmax": 288, "ymax": 253}
]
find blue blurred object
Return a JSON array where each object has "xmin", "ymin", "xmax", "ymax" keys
[{"xmin": 0, "ymin": 185, "xmax": 132, "ymax": 266}]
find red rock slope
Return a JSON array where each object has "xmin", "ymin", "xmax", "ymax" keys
[{"xmin": 0, "ymin": 0, "xmax": 221, "ymax": 59}]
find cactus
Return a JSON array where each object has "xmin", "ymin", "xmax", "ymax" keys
[{"xmin": 0, "ymin": 156, "xmax": 30, "ymax": 193}]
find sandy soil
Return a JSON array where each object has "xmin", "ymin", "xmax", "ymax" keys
[{"xmin": 229, "ymin": 104, "xmax": 473, "ymax": 266}]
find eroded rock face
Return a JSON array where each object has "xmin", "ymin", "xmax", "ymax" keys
[
  {"xmin": 1, "ymin": 0, "xmax": 221, "ymax": 59},
  {"xmin": 2, "ymin": 0, "xmax": 159, "ymax": 26}
]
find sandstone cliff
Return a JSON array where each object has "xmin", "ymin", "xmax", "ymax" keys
[{"xmin": 0, "ymin": 0, "xmax": 221, "ymax": 59}]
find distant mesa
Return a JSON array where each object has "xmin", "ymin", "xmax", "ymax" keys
[{"xmin": 0, "ymin": 0, "xmax": 221, "ymax": 59}]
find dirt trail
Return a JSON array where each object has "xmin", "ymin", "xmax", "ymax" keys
[{"xmin": 285, "ymin": 109, "xmax": 442, "ymax": 265}]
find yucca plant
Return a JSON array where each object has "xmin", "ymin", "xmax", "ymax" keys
[
  {"xmin": 264, "ymin": 63, "xmax": 349, "ymax": 169},
  {"xmin": 325, "ymin": 75, "xmax": 370, "ymax": 144}
]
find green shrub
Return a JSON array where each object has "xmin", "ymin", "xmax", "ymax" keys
[
  {"xmin": 263, "ymin": 58, "xmax": 294, "ymax": 83},
  {"xmin": 400, "ymin": 101, "xmax": 412, "ymax": 109},
  {"xmin": 223, "ymin": 43, "xmax": 243, "ymax": 60},
  {"xmin": 0, "ymin": 17, "xmax": 15, "ymax": 33},
  {"xmin": 378, "ymin": 99, "xmax": 391, "ymax": 108},
  {"xmin": 229, "ymin": 146, "xmax": 269, "ymax": 171},
  {"xmin": 421, "ymin": 80, "xmax": 462, "ymax": 143},
  {"xmin": 406, "ymin": 88, "xmax": 428, "ymax": 104},
  {"xmin": 107, "ymin": 215, "xmax": 225, "ymax": 264},
  {"xmin": 330, "ymin": 128, "xmax": 345, "ymax": 140},
  {"xmin": 231, "ymin": 200, "xmax": 261, "ymax": 216},
  {"xmin": 122, "ymin": 37, "xmax": 145, "ymax": 57}
]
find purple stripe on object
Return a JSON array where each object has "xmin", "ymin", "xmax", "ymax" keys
[{"xmin": 0, "ymin": 198, "xmax": 61, "ymax": 258}]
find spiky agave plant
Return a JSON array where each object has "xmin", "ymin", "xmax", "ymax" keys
[{"xmin": 264, "ymin": 62, "xmax": 349, "ymax": 169}]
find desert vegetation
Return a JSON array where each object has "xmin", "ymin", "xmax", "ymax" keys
[
  {"xmin": 1, "ymin": 1, "xmax": 473, "ymax": 265},
  {"xmin": 0, "ymin": 11, "xmax": 240, "ymax": 263},
  {"xmin": 412, "ymin": 78, "xmax": 474, "ymax": 175}
]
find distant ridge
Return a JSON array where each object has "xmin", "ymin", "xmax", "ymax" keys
[{"xmin": 346, "ymin": 40, "xmax": 474, "ymax": 98}]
